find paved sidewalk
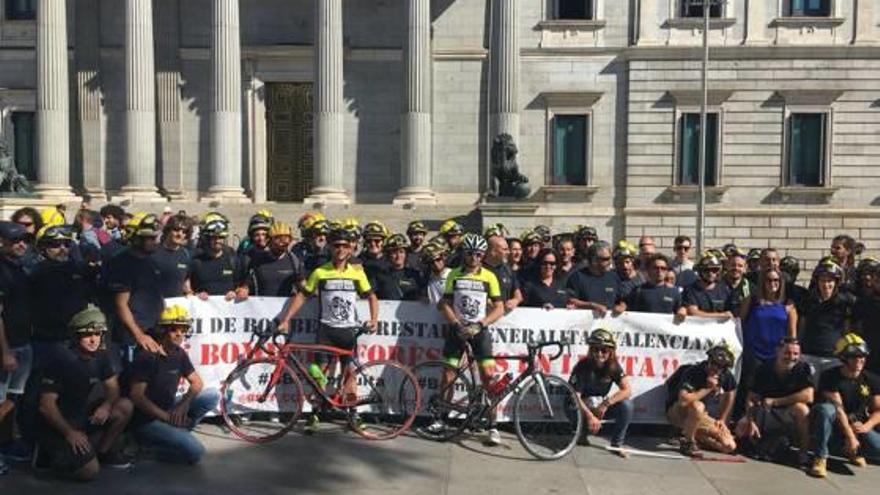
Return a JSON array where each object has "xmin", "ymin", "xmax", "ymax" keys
[{"xmin": 3, "ymin": 423, "xmax": 879, "ymax": 495}]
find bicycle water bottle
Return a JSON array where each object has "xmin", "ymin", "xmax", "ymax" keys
[
  {"xmin": 308, "ymin": 363, "xmax": 328, "ymax": 389},
  {"xmin": 489, "ymin": 373, "xmax": 513, "ymax": 396}
]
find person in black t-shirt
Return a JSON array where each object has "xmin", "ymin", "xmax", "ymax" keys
[
  {"xmin": 405, "ymin": 221, "xmax": 428, "ymax": 271},
  {"xmin": 854, "ymin": 260, "xmax": 880, "ymax": 373},
  {"xmin": 665, "ymin": 343, "xmax": 738, "ymax": 456},
  {"xmin": 554, "ymin": 235, "xmax": 577, "ymax": 287},
  {"xmin": 566, "ymin": 241, "xmax": 619, "ymax": 315},
  {"xmin": 570, "ymin": 329, "xmax": 633, "ymax": 454},
  {"xmin": 612, "ymin": 240, "xmax": 641, "ymax": 301},
  {"xmin": 36, "ymin": 306, "xmax": 133, "ymax": 479},
  {"xmin": 521, "ymin": 249, "xmax": 568, "ymax": 309},
  {"xmin": 292, "ymin": 215, "xmax": 330, "ymax": 275},
  {"xmin": 736, "ymin": 338, "xmax": 814, "ymax": 459},
  {"xmin": 129, "ymin": 305, "xmax": 218, "ymax": 465},
  {"xmin": 190, "ymin": 218, "xmax": 249, "ymax": 300},
  {"xmin": 723, "ymin": 251, "xmax": 754, "ymax": 317},
  {"xmin": 616, "ymin": 254, "xmax": 686, "ymax": 321},
  {"xmin": 374, "ymin": 234, "xmax": 423, "ymax": 301},
  {"xmin": 684, "ymin": 254, "xmax": 734, "ymax": 318},
  {"xmin": 249, "ymin": 222, "xmax": 304, "ymax": 297},
  {"xmin": 809, "ymin": 333, "xmax": 880, "ymax": 478},
  {"xmin": 798, "ymin": 260, "xmax": 855, "ymax": 377},
  {"xmin": 358, "ymin": 221, "xmax": 391, "ymax": 287},
  {"xmin": 151, "ymin": 215, "xmax": 193, "ymax": 298},
  {"xmin": 483, "ymin": 234, "xmax": 523, "ymax": 311},
  {"xmin": 104, "ymin": 214, "xmax": 164, "ymax": 358}
]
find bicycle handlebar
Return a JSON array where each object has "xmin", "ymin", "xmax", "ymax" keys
[{"xmin": 526, "ymin": 339, "xmax": 569, "ymax": 361}]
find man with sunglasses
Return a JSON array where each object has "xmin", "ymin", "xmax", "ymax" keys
[
  {"xmin": 129, "ymin": 305, "xmax": 218, "ymax": 465},
  {"xmin": 437, "ymin": 234, "xmax": 505, "ymax": 445},
  {"xmin": 374, "ymin": 234, "xmax": 422, "ymax": 301},
  {"xmin": 421, "ymin": 241, "xmax": 450, "ymax": 305},
  {"xmin": 684, "ymin": 254, "xmax": 734, "ymax": 319},
  {"xmin": 0, "ymin": 221, "xmax": 33, "ymax": 467},
  {"xmin": 615, "ymin": 254, "xmax": 686, "ymax": 321},
  {"xmin": 723, "ymin": 249, "xmax": 754, "ymax": 316},
  {"xmin": 736, "ymin": 337, "xmax": 814, "ymax": 463},
  {"xmin": 35, "ymin": 305, "xmax": 133, "ymax": 479},
  {"xmin": 190, "ymin": 217, "xmax": 249, "ymax": 301},
  {"xmin": 671, "ymin": 236, "xmax": 694, "ymax": 274},
  {"xmin": 358, "ymin": 221, "xmax": 391, "ymax": 288},
  {"xmin": 665, "ymin": 343, "xmax": 738, "ymax": 456},
  {"xmin": 151, "ymin": 214, "xmax": 193, "ymax": 298},
  {"xmin": 808, "ymin": 333, "xmax": 880, "ymax": 477},
  {"xmin": 567, "ymin": 241, "xmax": 620, "ymax": 316}
]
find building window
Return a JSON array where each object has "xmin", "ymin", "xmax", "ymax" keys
[
  {"xmin": 554, "ymin": 0, "xmax": 593, "ymax": 20},
  {"xmin": 785, "ymin": 0, "xmax": 831, "ymax": 17},
  {"xmin": 787, "ymin": 113, "xmax": 827, "ymax": 186},
  {"xmin": 678, "ymin": 113, "xmax": 718, "ymax": 186},
  {"xmin": 680, "ymin": 1, "xmax": 722, "ymax": 18},
  {"xmin": 5, "ymin": 0, "xmax": 36, "ymax": 20},
  {"xmin": 552, "ymin": 115, "xmax": 588, "ymax": 186},
  {"xmin": 9, "ymin": 112, "xmax": 36, "ymax": 181}
]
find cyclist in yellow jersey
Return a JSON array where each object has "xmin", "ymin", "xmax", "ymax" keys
[
  {"xmin": 276, "ymin": 226, "xmax": 379, "ymax": 432},
  {"xmin": 436, "ymin": 234, "xmax": 506, "ymax": 445}
]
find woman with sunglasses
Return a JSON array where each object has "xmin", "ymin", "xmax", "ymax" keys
[
  {"xmin": 521, "ymin": 248, "xmax": 569, "ymax": 310},
  {"xmin": 569, "ymin": 329, "xmax": 634, "ymax": 456}
]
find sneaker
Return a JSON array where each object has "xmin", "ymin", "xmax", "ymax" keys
[
  {"xmin": 679, "ymin": 439, "xmax": 701, "ymax": 458},
  {"xmin": 485, "ymin": 428, "xmax": 502, "ymax": 446},
  {"xmin": 425, "ymin": 420, "xmax": 447, "ymax": 435},
  {"xmin": 808, "ymin": 457, "xmax": 827, "ymax": 478},
  {"xmin": 0, "ymin": 440, "xmax": 34, "ymax": 463},
  {"xmin": 98, "ymin": 450, "xmax": 133, "ymax": 470},
  {"xmin": 304, "ymin": 414, "xmax": 320, "ymax": 435},
  {"xmin": 849, "ymin": 455, "xmax": 867, "ymax": 468}
]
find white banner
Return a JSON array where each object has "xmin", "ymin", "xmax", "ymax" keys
[{"xmin": 169, "ymin": 297, "xmax": 742, "ymax": 424}]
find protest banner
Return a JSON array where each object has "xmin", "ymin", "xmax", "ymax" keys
[{"xmin": 169, "ymin": 296, "xmax": 742, "ymax": 424}]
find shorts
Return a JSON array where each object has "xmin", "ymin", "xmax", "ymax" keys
[
  {"xmin": 442, "ymin": 327, "xmax": 493, "ymax": 366},
  {"xmin": 38, "ymin": 426, "xmax": 101, "ymax": 474},
  {"xmin": 666, "ymin": 402, "xmax": 734, "ymax": 449},
  {"xmin": 0, "ymin": 345, "xmax": 33, "ymax": 401},
  {"xmin": 316, "ymin": 325, "xmax": 358, "ymax": 365}
]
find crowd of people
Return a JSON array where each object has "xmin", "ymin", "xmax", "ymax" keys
[{"xmin": 0, "ymin": 203, "xmax": 877, "ymax": 480}]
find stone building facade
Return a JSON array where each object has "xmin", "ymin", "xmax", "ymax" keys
[{"xmin": 0, "ymin": 0, "xmax": 878, "ymax": 264}]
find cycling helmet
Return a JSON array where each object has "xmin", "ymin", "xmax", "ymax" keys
[
  {"xmin": 588, "ymin": 328, "xmax": 617, "ymax": 349},
  {"xmin": 834, "ymin": 333, "xmax": 870, "ymax": 359},
  {"xmin": 612, "ymin": 240, "xmax": 637, "ymax": 261},
  {"xmin": 269, "ymin": 221, "xmax": 293, "ymax": 238},
  {"xmin": 362, "ymin": 220, "xmax": 389, "ymax": 240},
  {"xmin": 406, "ymin": 221, "xmax": 428, "ymax": 235},
  {"xmin": 384, "ymin": 233, "xmax": 411, "ymax": 251},
  {"xmin": 439, "ymin": 219, "xmax": 464, "ymax": 237},
  {"xmin": 706, "ymin": 341, "xmax": 735, "ymax": 369},
  {"xmin": 158, "ymin": 305, "xmax": 193, "ymax": 328},
  {"xmin": 68, "ymin": 304, "xmax": 108, "ymax": 336},
  {"xmin": 460, "ymin": 233, "xmax": 488, "ymax": 253}
]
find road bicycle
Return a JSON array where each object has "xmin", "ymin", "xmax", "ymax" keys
[
  {"xmin": 409, "ymin": 337, "xmax": 583, "ymax": 460},
  {"xmin": 220, "ymin": 324, "xmax": 421, "ymax": 443}
]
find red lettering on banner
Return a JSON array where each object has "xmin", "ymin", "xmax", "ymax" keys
[
  {"xmin": 636, "ymin": 357, "xmax": 655, "ymax": 378},
  {"xmin": 661, "ymin": 357, "xmax": 680, "ymax": 379},
  {"xmin": 201, "ymin": 344, "xmax": 220, "ymax": 365}
]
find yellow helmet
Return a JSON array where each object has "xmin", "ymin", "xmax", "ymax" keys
[
  {"xmin": 158, "ymin": 305, "xmax": 193, "ymax": 328},
  {"xmin": 363, "ymin": 220, "xmax": 389, "ymax": 240},
  {"xmin": 269, "ymin": 221, "xmax": 293, "ymax": 238},
  {"xmin": 36, "ymin": 224, "xmax": 75, "ymax": 245},
  {"xmin": 298, "ymin": 212, "xmax": 326, "ymax": 232},
  {"xmin": 255, "ymin": 209, "xmax": 274, "ymax": 221},
  {"xmin": 40, "ymin": 207, "xmax": 65, "ymax": 228},
  {"xmin": 124, "ymin": 212, "xmax": 159, "ymax": 239},
  {"xmin": 201, "ymin": 211, "xmax": 229, "ymax": 226},
  {"xmin": 834, "ymin": 333, "xmax": 869, "ymax": 359}
]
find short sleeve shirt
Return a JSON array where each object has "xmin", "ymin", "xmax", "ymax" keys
[
  {"xmin": 485, "ymin": 262, "xmax": 520, "ymax": 302},
  {"xmin": 104, "ymin": 248, "xmax": 164, "ymax": 341},
  {"xmin": 666, "ymin": 361, "xmax": 736, "ymax": 410},
  {"xmin": 29, "ymin": 260, "xmax": 93, "ymax": 342},
  {"xmin": 565, "ymin": 269, "xmax": 620, "ymax": 309},
  {"xmin": 799, "ymin": 292, "xmax": 855, "ymax": 357},
  {"xmin": 250, "ymin": 251, "xmax": 305, "ymax": 297},
  {"xmin": 749, "ymin": 361, "xmax": 813, "ymax": 399},
  {"xmin": 374, "ymin": 267, "xmax": 423, "ymax": 301},
  {"xmin": 522, "ymin": 278, "xmax": 568, "ymax": 309},
  {"xmin": 569, "ymin": 358, "xmax": 625, "ymax": 398},
  {"xmin": 129, "ymin": 345, "xmax": 196, "ymax": 427},
  {"xmin": 444, "ymin": 267, "xmax": 501, "ymax": 324},
  {"xmin": 683, "ymin": 282, "xmax": 732, "ymax": 313},
  {"xmin": 151, "ymin": 245, "xmax": 192, "ymax": 298},
  {"xmin": 304, "ymin": 262, "xmax": 373, "ymax": 328},
  {"xmin": 818, "ymin": 367, "xmax": 880, "ymax": 422},
  {"xmin": 190, "ymin": 247, "xmax": 247, "ymax": 296},
  {"xmin": 0, "ymin": 255, "xmax": 31, "ymax": 347},
  {"xmin": 626, "ymin": 283, "xmax": 682, "ymax": 314},
  {"xmin": 39, "ymin": 347, "xmax": 118, "ymax": 428}
]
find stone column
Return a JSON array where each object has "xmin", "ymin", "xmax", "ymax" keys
[
  {"xmin": 35, "ymin": 0, "xmax": 74, "ymax": 198},
  {"xmin": 206, "ymin": 0, "xmax": 247, "ymax": 201},
  {"xmin": 394, "ymin": 0, "xmax": 436, "ymax": 205},
  {"xmin": 75, "ymin": 0, "xmax": 104, "ymax": 198},
  {"xmin": 122, "ymin": 0, "xmax": 162, "ymax": 199},
  {"xmin": 306, "ymin": 0, "xmax": 350, "ymax": 205},
  {"xmin": 490, "ymin": 0, "xmax": 519, "ymax": 143},
  {"xmin": 156, "ymin": 0, "xmax": 185, "ymax": 199}
]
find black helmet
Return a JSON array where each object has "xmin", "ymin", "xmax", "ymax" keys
[
  {"xmin": 384, "ymin": 233, "xmax": 411, "ymax": 251},
  {"xmin": 328, "ymin": 226, "xmax": 358, "ymax": 244},
  {"xmin": 707, "ymin": 342, "xmax": 735, "ymax": 369},
  {"xmin": 813, "ymin": 258, "xmax": 843, "ymax": 280},
  {"xmin": 406, "ymin": 221, "xmax": 428, "ymax": 235},
  {"xmin": 697, "ymin": 252, "xmax": 724, "ymax": 272},
  {"xmin": 747, "ymin": 248, "xmax": 761, "ymax": 262},
  {"xmin": 780, "ymin": 256, "xmax": 800, "ymax": 279},
  {"xmin": 575, "ymin": 226, "xmax": 598, "ymax": 242}
]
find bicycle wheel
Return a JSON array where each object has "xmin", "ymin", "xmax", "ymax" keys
[
  {"xmin": 513, "ymin": 373, "xmax": 582, "ymax": 460},
  {"xmin": 344, "ymin": 359, "xmax": 420, "ymax": 440},
  {"xmin": 408, "ymin": 360, "xmax": 476, "ymax": 442},
  {"xmin": 220, "ymin": 358, "xmax": 304, "ymax": 443}
]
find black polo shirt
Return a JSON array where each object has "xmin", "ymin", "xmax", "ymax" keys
[
  {"xmin": 357, "ymin": 252, "xmax": 389, "ymax": 288},
  {"xmin": 522, "ymin": 278, "xmax": 568, "ymax": 309},
  {"xmin": 818, "ymin": 367, "xmax": 880, "ymax": 422},
  {"xmin": 250, "ymin": 251, "xmax": 305, "ymax": 297},
  {"xmin": 129, "ymin": 345, "xmax": 196, "ymax": 428},
  {"xmin": 626, "ymin": 283, "xmax": 682, "ymax": 314},
  {"xmin": 29, "ymin": 259, "xmax": 94, "ymax": 343},
  {"xmin": 565, "ymin": 269, "xmax": 620, "ymax": 309},
  {"xmin": 151, "ymin": 245, "xmax": 192, "ymax": 298},
  {"xmin": 749, "ymin": 361, "xmax": 813, "ymax": 399},
  {"xmin": 405, "ymin": 249, "xmax": 424, "ymax": 271},
  {"xmin": 675, "ymin": 269, "xmax": 699, "ymax": 289},
  {"xmin": 616, "ymin": 272, "xmax": 642, "ymax": 301},
  {"xmin": 0, "ymin": 255, "xmax": 31, "ymax": 348},
  {"xmin": 292, "ymin": 243, "xmax": 330, "ymax": 275},
  {"xmin": 683, "ymin": 281, "xmax": 732, "ymax": 313},
  {"xmin": 569, "ymin": 358, "xmax": 625, "ymax": 397},
  {"xmin": 374, "ymin": 266, "xmax": 423, "ymax": 301},
  {"xmin": 191, "ymin": 247, "xmax": 247, "ymax": 296},
  {"xmin": 798, "ymin": 291, "xmax": 855, "ymax": 357},
  {"xmin": 104, "ymin": 248, "xmax": 164, "ymax": 344},
  {"xmin": 39, "ymin": 346, "xmax": 118, "ymax": 429},
  {"xmin": 485, "ymin": 262, "xmax": 520, "ymax": 302}
]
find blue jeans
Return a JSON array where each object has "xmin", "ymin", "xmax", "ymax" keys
[
  {"xmin": 604, "ymin": 400, "xmax": 635, "ymax": 446},
  {"xmin": 134, "ymin": 389, "xmax": 219, "ymax": 464},
  {"xmin": 811, "ymin": 402, "xmax": 880, "ymax": 460}
]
